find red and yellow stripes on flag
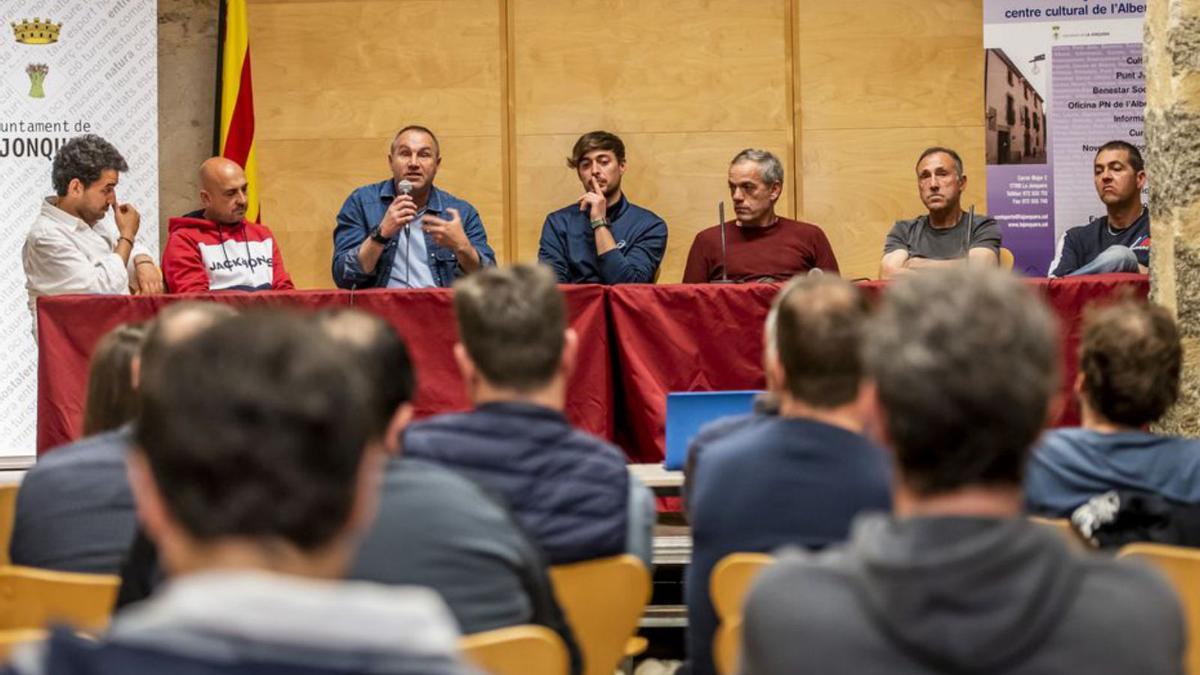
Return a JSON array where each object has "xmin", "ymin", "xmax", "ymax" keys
[{"xmin": 218, "ymin": 0, "xmax": 260, "ymax": 223}]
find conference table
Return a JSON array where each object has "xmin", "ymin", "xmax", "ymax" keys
[{"xmin": 36, "ymin": 274, "xmax": 1148, "ymax": 461}]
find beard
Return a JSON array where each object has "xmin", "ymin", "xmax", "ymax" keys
[{"xmin": 80, "ymin": 205, "xmax": 107, "ymax": 227}]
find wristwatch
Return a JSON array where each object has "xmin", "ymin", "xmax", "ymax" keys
[
  {"xmin": 589, "ymin": 217, "xmax": 609, "ymax": 231},
  {"xmin": 369, "ymin": 225, "xmax": 391, "ymax": 245}
]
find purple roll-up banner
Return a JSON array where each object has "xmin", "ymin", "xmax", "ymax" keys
[{"xmin": 983, "ymin": 1, "xmax": 1145, "ymax": 276}]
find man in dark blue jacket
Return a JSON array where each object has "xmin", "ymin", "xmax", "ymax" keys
[
  {"xmin": 684, "ymin": 275, "xmax": 893, "ymax": 675},
  {"xmin": 537, "ymin": 131, "xmax": 667, "ymax": 284},
  {"xmin": 1050, "ymin": 140, "xmax": 1149, "ymax": 277},
  {"xmin": 403, "ymin": 264, "xmax": 654, "ymax": 565}
]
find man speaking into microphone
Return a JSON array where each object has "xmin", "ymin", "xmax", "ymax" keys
[
  {"xmin": 682, "ymin": 149, "xmax": 839, "ymax": 283},
  {"xmin": 332, "ymin": 125, "xmax": 495, "ymax": 288}
]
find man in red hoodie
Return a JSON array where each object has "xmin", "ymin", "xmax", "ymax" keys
[{"xmin": 162, "ymin": 157, "xmax": 294, "ymax": 292}]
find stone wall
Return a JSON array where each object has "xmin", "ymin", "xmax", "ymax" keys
[
  {"xmin": 157, "ymin": 0, "xmax": 217, "ymax": 248},
  {"xmin": 1146, "ymin": 0, "xmax": 1200, "ymax": 434}
]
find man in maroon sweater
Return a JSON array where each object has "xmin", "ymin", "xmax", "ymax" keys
[{"xmin": 682, "ymin": 149, "xmax": 839, "ymax": 283}]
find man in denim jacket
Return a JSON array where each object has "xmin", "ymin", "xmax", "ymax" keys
[{"xmin": 332, "ymin": 125, "xmax": 495, "ymax": 288}]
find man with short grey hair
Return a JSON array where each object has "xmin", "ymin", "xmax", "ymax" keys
[
  {"xmin": 23, "ymin": 134, "xmax": 163, "ymax": 331},
  {"xmin": 879, "ymin": 146, "xmax": 1000, "ymax": 279},
  {"xmin": 739, "ymin": 267, "xmax": 1183, "ymax": 675},
  {"xmin": 683, "ymin": 149, "xmax": 838, "ymax": 282}
]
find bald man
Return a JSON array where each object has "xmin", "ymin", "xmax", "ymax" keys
[{"xmin": 161, "ymin": 157, "xmax": 294, "ymax": 293}]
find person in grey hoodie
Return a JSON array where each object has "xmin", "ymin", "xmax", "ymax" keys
[{"xmin": 739, "ymin": 268, "xmax": 1184, "ymax": 675}]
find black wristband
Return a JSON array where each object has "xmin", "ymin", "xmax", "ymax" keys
[{"xmin": 369, "ymin": 226, "xmax": 391, "ymax": 245}]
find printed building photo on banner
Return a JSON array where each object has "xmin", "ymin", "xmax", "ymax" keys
[
  {"xmin": 0, "ymin": 3, "xmax": 158, "ymax": 459},
  {"xmin": 985, "ymin": 48, "xmax": 1047, "ymax": 165}
]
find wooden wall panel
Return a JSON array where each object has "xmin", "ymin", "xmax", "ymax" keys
[
  {"xmin": 510, "ymin": 0, "xmax": 792, "ymax": 284},
  {"xmin": 240, "ymin": 0, "xmax": 982, "ymax": 286},
  {"xmin": 797, "ymin": 37, "xmax": 980, "ymax": 131},
  {"xmin": 796, "ymin": 0, "xmax": 984, "ymax": 280},
  {"xmin": 247, "ymin": 0, "xmax": 504, "ymax": 288},
  {"xmin": 802, "ymin": 127, "xmax": 986, "ymax": 281}
]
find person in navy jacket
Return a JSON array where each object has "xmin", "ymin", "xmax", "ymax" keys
[
  {"xmin": 1049, "ymin": 140, "xmax": 1150, "ymax": 277},
  {"xmin": 537, "ymin": 131, "xmax": 667, "ymax": 284}
]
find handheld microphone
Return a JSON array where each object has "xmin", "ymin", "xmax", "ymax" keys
[
  {"xmin": 397, "ymin": 179, "xmax": 415, "ymax": 234},
  {"xmin": 396, "ymin": 179, "xmax": 415, "ymax": 286}
]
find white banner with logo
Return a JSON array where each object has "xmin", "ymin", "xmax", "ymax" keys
[{"xmin": 0, "ymin": 3, "xmax": 158, "ymax": 460}]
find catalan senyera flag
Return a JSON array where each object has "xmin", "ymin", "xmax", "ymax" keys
[{"xmin": 217, "ymin": 0, "xmax": 260, "ymax": 223}]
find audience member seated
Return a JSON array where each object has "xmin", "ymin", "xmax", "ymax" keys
[
  {"xmin": 162, "ymin": 157, "xmax": 295, "ymax": 292},
  {"xmin": 681, "ymin": 392, "xmax": 778, "ymax": 515},
  {"xmin": 1026, "ymin": 300, "xmax": 1199, "ymax": 515},
  {"xmin": 81, "ymin": 322, "xmax": 147, "ymax": 436},
  {"xmin": 403, "ymin": 264, "xmax": 654, "ymax": 565},
  {"xmin": 113, "ymin": 309, "xmax": 582, "ymax": 674},
  {"xmin": 7, "ymin": 312, "xmax": 472, "ymax": 675},
  {"xmin": 684, "ymin": 275, "xmax": 892, "ymax": 675},
  {"xmin": 879, "ymin": 147, "xmax": 1000, "ymax": 279},
  {"xmin": 9, "ymin": 304, "xmax": 233, "ymax": 573},
  {"xmin": 682, "ymin": 149, "xmax": 838, "ymax": 282},
  {"xmin": 1050, "ymin": 140, "xmax": 1149, "ymax": 277},
  {"xmin": 740, "ymin": 268, "xmax": 1183, "ymax": 675},
  {"xmin": 318, "ymin": 309, "xmax": 582, "ymax": 674}
]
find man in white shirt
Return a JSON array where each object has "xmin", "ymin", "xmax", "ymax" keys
[{"xmin": 22, "ymin": 134, "xmax": 163, "ymax": 330}]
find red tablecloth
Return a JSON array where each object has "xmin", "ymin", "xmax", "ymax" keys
[
  {"xmin": 37, "ymin": 274, "xmax": 1147, "ymax": 460},
  {"xmin": 606, "ymin": 274, "xmax": 1149, "ymax": 462},
  {"xmin": 36, "ymin": 286, "xmax": 610, "ymax": 452}
]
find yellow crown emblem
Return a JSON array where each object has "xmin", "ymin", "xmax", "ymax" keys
[{"xmin": 11, "ymin": 18, "xmax": 62, "ymax": 45}]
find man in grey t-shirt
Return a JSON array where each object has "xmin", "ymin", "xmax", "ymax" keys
[{"xmin": 880, "ymin": 147, "xmax": 1001, "ymax": 279}]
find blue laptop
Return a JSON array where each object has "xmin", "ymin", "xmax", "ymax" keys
[{"xmin": 663, "ymin": 390, "xmax": 762, "ymax": 470}]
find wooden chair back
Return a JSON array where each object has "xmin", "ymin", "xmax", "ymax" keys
[
  {"xmin": 0, "ymin": 628, "xmax": 48, "ymax": 662},
  {"xmin": 1119, "ymin": 543, "xmax": 1200, "ymax": 675},
  {"xmin": 711, "ymin": 552, "xmax": 774, "ymax": 675},
  {"xmin": 460, "ymin": 624, "xmax": 568, "ymax": 675},
  {"xmin": 548, "ymin": 554, "xmax": 651, "ymax": 675},
  {"xmin": 0, "ymin": 565, "xmax": 120, "ymax": 632},
  {"xmin": 0, "ymin": 483, "xmax": 17, "ymax": 566}
]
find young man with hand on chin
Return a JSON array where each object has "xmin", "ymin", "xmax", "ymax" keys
[{"xmin": 538, "ymin": 130, "xmax": 667, "ymax": 284}]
